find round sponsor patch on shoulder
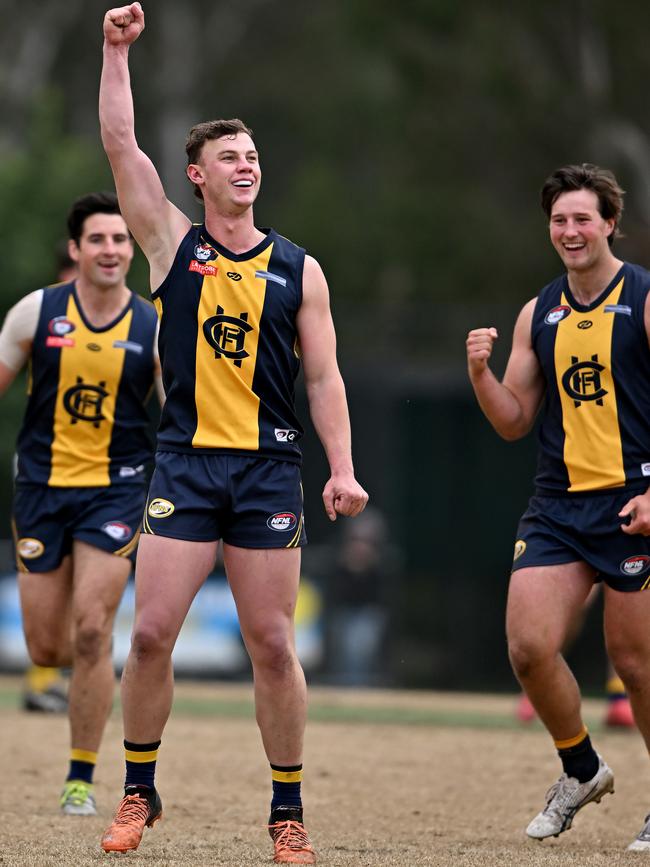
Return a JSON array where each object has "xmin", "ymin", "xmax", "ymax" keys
[
  {"xmin": 267, "ymin": 512, "xmax": 298, "ymax": 532},
  {"xmin": 620, "ymin": 555, "xmax": 650, "ymax": 576},
  {"xmin": 17, "ymin": 537, "xmax": 45, "ymax": 559},
  {"xmin": 513, "ymin": 539, "xmax": 527, "ymax": 560},
  {"xmin": 544, "ymin": 305, "xmax": 571, "ymax": 325},
  {"xmin": 148, "ymin": 498, "xmax": 175, "ymax": 518}
]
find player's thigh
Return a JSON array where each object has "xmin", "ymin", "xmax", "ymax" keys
[
  {"xmin": 132, "ymin": 533, "xmax": 218, "ymax": 641},
  {"xmin": 223, "ymin": 544, "xmax": 301, "ymax": 642},
  {"xmin": 603, "ymin": 583, "xmax": 650, "ymax": 659},
  {"xmin": 506, "ymin": 561, "xmax": 595, "ymax": 653},
  {"xmin": 18, "ymin": 556, "xmax": 73, "ymax": 647},
  {"xmin": 71, "ymin": 540, "xmax": 132, "ymax": 627}
]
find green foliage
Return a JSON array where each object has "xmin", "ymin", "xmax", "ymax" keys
[{"xmin": 0, "ymin": 87, "xmax": 149, "ymax": 313}]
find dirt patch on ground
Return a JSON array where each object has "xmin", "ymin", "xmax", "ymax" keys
[{"xmin": 1, "ymin": 677, "xmax": 648, "ymax": 866}]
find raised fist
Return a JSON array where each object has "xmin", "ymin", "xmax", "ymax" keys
[{"xmin": 103, "ymin": 2, "xmax": 145, "ymax": 46}]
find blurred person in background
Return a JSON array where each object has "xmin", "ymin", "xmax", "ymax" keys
[
  {"xmin": 0, "ymin": 191, "xmax": 160, "ymax": 816},
  {"xmin": 22, "ymin": 242, "xmax": 79, "ymax": 715},
  {"xmin": 324, "ymin": 506, "xmax": 398, "ymax": 686},
  {"xmin": 466, "ymin": 163, "xmax": 650, "ymax": 851},
  {"xmin": 99, "ymin": 3, "xmax": 368, "ymax": 863}
]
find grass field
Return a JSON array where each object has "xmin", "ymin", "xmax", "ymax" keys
[{"xmin": 1, "ymin": 676, "xmax": 649, "ymax": 866}]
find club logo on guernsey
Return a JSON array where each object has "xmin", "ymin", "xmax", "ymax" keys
[
  {"xmin": 17, "ymin": 538, "xmax": 44, "ymax": 559},
  {"xmin": 46, "ymin": 316, "xmax": 76, "ymax": 347},
  {"xmin": 561, "ymin": 354, "xmax": 607, "ymax": 407},
  {"xmin": 620, "ymin": 555, "xmax": 650, "ymax": 576},
  {"xmin": 63, "ymin": 377, "xmax": 108, "ymax": 427},
  {"xmin": 49, "ymin": 316, "xmax": 76, "ymax": 336},
  {"xmin": 203, "ymin": 306, "xmax": 253, "ymax": 368},
  {"xmin": 544, "ymin": 305, "xmax": 571, "ymax": 325},
  {"xmin": 102, "ymin": 522, "xmax": 132, "ymax": 541},
  {"xmin": 194, "ymin": 244, "xmax": 217, "ymax": 262},
  {"xmin": 189, "ymin": 244, "xmax": 218, "ymax": 275},
  {"xmin": 267, "ymin": 512, "xmax": 298, "ymax": 532},
  {"xmin": 148, "ymin": 498, "xmax": 175, "ymax": 518}
]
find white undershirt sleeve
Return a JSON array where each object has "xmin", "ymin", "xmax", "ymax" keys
[{"xmin": 0, "ymin": 289, "xmax": 43, "ymax": 371}]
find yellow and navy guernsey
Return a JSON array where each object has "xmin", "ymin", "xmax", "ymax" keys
[
  {"xmin": 531, "ymin": 262, "xmax": 650, "ymax": 494},
  {"xmin": 16, "ymin": 282, "xmax": 158, "ymax": 487},
  {"xmin": 152, "ymin": 225, "xmax": 305, "ymax": 462}
]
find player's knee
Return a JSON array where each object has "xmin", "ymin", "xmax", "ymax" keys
[
  {"xmin": 607, "ymin": 647, "xmax": 646, "ymax": 692},
  {"xmin": 507, "ymin": 636, "xmax": 548, "ymax": 678},
  {"xmin": 73, "ymin": 623, "xmax": 108, "ymax": 665},
  {"xmin": 27, "ymin": 638, "xmax": 63, "ymax": 667},
  {"xmin": 247, "ymin": 627, "xmax": 296, "ymax": 674},
  {"xmin": 130, "ymin": 620, "xmax": 174, "ymax": 660}
]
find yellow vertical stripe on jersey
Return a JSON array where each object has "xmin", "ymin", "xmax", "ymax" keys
[
  {"xmin": 48, "ymin": 296, "xmax": 133, "ymax": 487},
  {"xmin": 554, "ymin": 281, "xmax": 625, "ymax": 491},
  {"xmin": 153, "ymin": 297, "xmax": 163, "ymax": 320},
  {"xmin": 193, "ymin": 245, "xmax": 273, "ymax": 449}
]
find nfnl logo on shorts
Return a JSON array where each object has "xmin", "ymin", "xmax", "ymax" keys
[
  {"xmin": 267, "ymin": 512, "xmax": 298, "ymax": 532},
  {"xmin": 642, "ymin": 462, "xmax": 650, "ymax": 477},
  {"xmin": 148, "ymin": 498, "xmax": 175, "ymax": 518},
  {"xmin": 513, "ymin": 540, "xmax": 527, "ymax": 560},
  {"xmin": 189, "ymin": 260, "xmax": 218, "ymax": 277},
  {"xmin": 17, "ymin": 537, "xmax": 45, "ymax": 559},
  {"xmin": 102, "ymin": 521, "xmax": 132, "ymax": 541},
  {"xmin": 620, "ymin": 555, "xmax": 650, "ymax": 576},
  {"xmin": 544, "ymin": 305, "xmax": 571, "ymax": 325}
]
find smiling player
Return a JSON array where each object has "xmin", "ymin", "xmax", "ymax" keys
[
  {"xmin": 467, "ymin": 163, "xmax": 650, "ymax": 850},
  {"xmin": 98, "ymin": 3, "xmax": 367, "ymax": 863},
  {"xmin": 0, "ymin": 191, "xmax": 159, "ymax": 816}
]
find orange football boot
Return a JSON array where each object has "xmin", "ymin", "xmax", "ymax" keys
[
  {"xmin": 100, "ymin": 786, "xmax": 162, "ymax": 853},
  {"xmin": 268, "ymin": 807, "xmax": 316, "ymax": 864}
]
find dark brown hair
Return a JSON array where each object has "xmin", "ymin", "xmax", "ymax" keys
[
  {"xmin": 66, "ymin": 191, "xmax": 122, "ymax": 245},
  {"xmin": 185, "ymin": 119, "xmax": 254, "ymax": 201},
  {"xmin": 540, "ymin": 163, "xmax": 625, "ymax": 247}
]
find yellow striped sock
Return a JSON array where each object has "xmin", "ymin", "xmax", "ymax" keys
[{"xmin": 554, "ymin": 725, "xmax": 588, "ymax": 751}]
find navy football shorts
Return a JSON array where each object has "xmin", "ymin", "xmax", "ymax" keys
[
  {"xmin": 13, "ymin": 482, "xmax": 146, "ymax": 572},
  {"xmin": 142, "ymin": 452, "xmax": 307, "ymax": 548},
  {"xmin": 511, "ymin": 487, "xmax": 650, "ymax": 592}
]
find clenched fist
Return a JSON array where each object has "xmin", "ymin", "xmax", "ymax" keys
[
  {"xmin": 466, "ymin": 327, "xmax": 498, "ymax": 377},
  {"xmin": 103, "ymin": 2, "xmax": 145, "ymax": 46}
]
